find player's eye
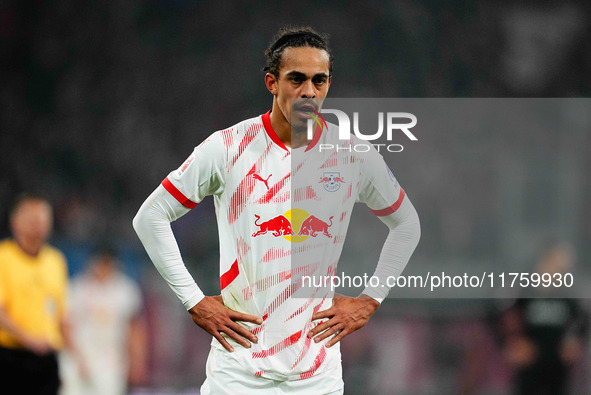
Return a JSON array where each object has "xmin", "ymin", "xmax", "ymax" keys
[
  {"xmin": 290, "ymin": 76, "xmax": 303, "ymax": 83},
  {"xmin": 313, "ymin": 77, "xmax": 327, "ymax": 85}
]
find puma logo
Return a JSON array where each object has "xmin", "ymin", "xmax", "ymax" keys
[{"xmin": 253, "ymin": 173, "xmax": 272, "ymax": 190}]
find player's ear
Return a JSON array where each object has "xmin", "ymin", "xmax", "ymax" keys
[{"xmin": 265, "ymin": 73, "xmax": 278, "ymax": 96}]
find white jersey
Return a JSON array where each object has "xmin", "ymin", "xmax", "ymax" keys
[
  {"xmin": 162, "ymin": 110, "xmax": 405, "ymax": 380},
  {"xmin": 60, "ymin": 271, "xmax": 142, "ymax": 395}
]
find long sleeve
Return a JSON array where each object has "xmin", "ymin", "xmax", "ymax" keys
[
  {"xmin": 133, "ymin": 184, "xmax": 205, "ymax": 309},
  {"xmin": 362, "ymin": 195, "xmax": 421, "ymax": 302}
]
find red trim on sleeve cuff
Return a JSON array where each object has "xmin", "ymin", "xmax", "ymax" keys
[
  {"xmin": 161, "ymin": 177, "xmax": 198, "ymax": 209},
  {"xmin": 220, "ymin": 260, "xmax": 239, "ymax": 290},
  {"xmin": 370, "ymin": 188, "xmax": 405, "ymax": 217}
]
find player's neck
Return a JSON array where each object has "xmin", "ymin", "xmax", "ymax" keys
[
  {"xmin": 269, "ymin": 102, "xmax": 292, "ymax": 147},
  {"xmin": 269, "ymin": 102, "xmax": 309, "ymax": 149}
]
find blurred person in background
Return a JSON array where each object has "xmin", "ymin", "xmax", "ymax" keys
[
  {"xmin": 0, "ymin": 193, "xmax": 81, "ymax": 394},
  {"xmin": 134, "ymin": 26, "xmax": 420, "ymax": 394},
  {"xmin": 498, "ymin": 241, "xmax": 588, "ymax": 395},
  {"xmin": 60, "ymin": 246, "xmax": 147, "ymax": 395}
]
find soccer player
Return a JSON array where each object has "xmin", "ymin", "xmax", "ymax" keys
[
  {"xmin": 133, "ymin": 26, "xmax": 420, "ymax": 394},
  {"xmin": 60, "ymin": 247, "xmax": 147, "ymax": 395}
]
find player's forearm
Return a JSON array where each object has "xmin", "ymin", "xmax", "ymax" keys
[
  {"xmin": 362, "ymin": 197, "xmax": 421, "ymax": 302},
  {"xmin": 133, "ymin": 185, "xmax": 205, "ymax": 309}
]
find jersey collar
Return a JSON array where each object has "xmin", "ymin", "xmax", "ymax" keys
[{"xmin": 261, "ymin": 110, "xmax": 324, "ymax": 153}]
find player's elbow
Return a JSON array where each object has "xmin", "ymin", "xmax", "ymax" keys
[
  {"xmin": 395, "ymin": 203, "xmax": 420, "ymax": 250},
  {"xmin": 412, "ymin": 216, "xmax": 421, "ymax": 248},
  {"xmin": 408, "ymin": 205, "xmax": 421, "ymax": 245},
  {"xmin": 132, "ymin": 206, "xmax": 147, "ymax": 239},
  {"xmin": 132, "ymin": 196, "xmax": 172, "ymax": 242}
]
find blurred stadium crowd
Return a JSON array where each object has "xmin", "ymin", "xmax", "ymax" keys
[{"xmin": 1, "ymin": 0, "xmax": 591, "ymax": 393}]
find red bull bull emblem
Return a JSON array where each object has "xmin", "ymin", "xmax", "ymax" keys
[
  {"xmin": 252, "ymin": 208, "xmax": 333, "ymax": 242},
  {"xmin": 298, "ymin": 215, "xmax": 333, "ymax": 238},
  {"xmin": 319, "ymin": 172, "xmax": 345, "ymax": 192},
  {"xmin": 252, "ymin": 214, "xmax": 293, "ymax": 237}
]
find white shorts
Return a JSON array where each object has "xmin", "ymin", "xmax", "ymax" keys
[{"xmin": 200, "ymin": 346, "xmax": 344, "ymax": 395}]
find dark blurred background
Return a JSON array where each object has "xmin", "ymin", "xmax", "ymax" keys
[{"xmin": 1, "ymin": 0, "xmax": 591, "ymax": 393}]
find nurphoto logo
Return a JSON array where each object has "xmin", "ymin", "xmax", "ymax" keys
[{"xmin": 307, "ymin": 109, "xmax": 418, "ymax": 153}]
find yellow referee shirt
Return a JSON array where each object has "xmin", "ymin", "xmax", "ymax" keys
[{"xmin": 0, "ymin": 239, "xmax": 68, "ymax": 350}]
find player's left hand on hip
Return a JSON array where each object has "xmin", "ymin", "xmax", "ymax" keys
[{"xmin": 308, "ymin": 294, "xmax": 379, "ymax": 347}]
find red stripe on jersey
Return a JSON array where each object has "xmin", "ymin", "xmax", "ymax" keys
[
  {"xmin": 259, "ymin": 242, "xmax": 326, "ymax": 264},
  {"xmin": 251, "ymin": 330, "xmax": 302, "ymax": 359},
  {"xmin": 291, "ymin": 262, "xmax": 322, "ymax": 286},
  {"xmin": 257, "ymin": 172, "xmax": 290, "ymax": 204},
  {"xmin": 228, "ymin": 144, "xmax": 272, "ymax": 223},
  {"xmin": 300, "ymin": 346, "xmax": 327, "ymax": 379},
  {"xmin": 237, "ymin": 237, "xmax": 251, "ymax": 261},
  {"xmin": 264, "ymin": 284, "xmax": 294, "ymax": 319},
  {"xmin": 228, "ymin": 164, "xmax": 256, "ymax": 223},
  {"xmin": 292, "ymin": 160, "xmax": 305, "ymax": 176},
  {"xmin": 220, "ymin": 260, "xmax": 239, "ymax": 290},
  {"xmin": 259, "ymin": 275, "xmax": 306, "ymax": 325},
  {"xmin": 339, "ymin": 211, "xmax": 347, "ymax": 223},
  {"xmin": 286, "ymin": 298, "xmax": 315, "ymax": 322},
  {"xmin": 231, "ymin": 124, "xmax": 262, "ymax": 166},
  {"xmin": 250, "ymin": 269, "xmax": 291, "ymax": 293},
  {"xmin": 291, "ymin": 336, "xmax": 313, "ymax": 369},
  {"xmin": 242, "ymin": 286, "xmax": 255, "ymax": 302},
  {"xmin": 290, "ymin": 299, "xmax": 326, "ymax": 369},
  {"xmin": 252, "ymin": 323, "xmax": 266, "ymax": 336},
  {"xmin": 370, "ymin": 188, "xmax": 405, "ymax": 217},
  {"xmin": 343, "ymin": 152, "xmax": 364, "ymax": 165},
  {"xmin": 220, "ymin": 128, "xmax": 234, "ymax": 150},
  {"xmin": 342, "ymin": 183, "xmax": 353, "ymax": 204},
  {"xmin": 262, "ymin": 110, "xmax": 288, "ymax": 151},
  {"xmin": 260, "ymin": 247, "xmax": 290, "ymax": 263},
  {"xmin": 161, "ymin": 178, "xmax": 197, "ymax": 209},
  {"xmin": 320, "ymin": 151, "xmax": 338, "ymax": 169},
  {"xmin": 333, "ymin": 234, "xmax": 346, "ymax": 244},
  {"xmin": 294, "ymin": 186, "xmax": 319, "ymax": 202},
  {"xmin": 250, "ymin": 263, "xmax": 321, "ymax": 336}
]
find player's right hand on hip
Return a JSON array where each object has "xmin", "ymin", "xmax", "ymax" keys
[{"xmin": 188, "ymin": 295, "xmax": 262, "ymax": 352}]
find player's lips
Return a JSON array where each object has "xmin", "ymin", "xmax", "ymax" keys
[
  {"xmin": 300, "ymin": 104, "xmax": 318, "ymax": 112},
  {"xmin": 295, "ymin": 105, "xmax": 319, "ymax": 119}
]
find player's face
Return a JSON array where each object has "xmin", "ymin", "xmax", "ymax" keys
[
  {"xmin": 91, "ymin": 255, "xmax": 117, "ymax": 280},
  {"xmin": 10, "ymin": 200, "xmax": 53, "ymax": 252},
  {"xmin": 268, "ymin": 46, "xmax": 331, "ymax": 131}
]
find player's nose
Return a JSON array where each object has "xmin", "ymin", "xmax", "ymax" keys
[{"xmin": 300, "ymin": 80, "xmax": 316, "ymax": 98}]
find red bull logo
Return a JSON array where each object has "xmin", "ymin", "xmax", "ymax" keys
[
  {"xmin": 252, "ymin": 208, "xmax": 333, "ymax": 242},
  {"xmin": 319, "ymin": 172, "xmax": 345, "ymax": 192},
  {"xmin": 252, "ymin": 214, "xmax": 293, "ymax": 237},
  {"xmin": 298, "ymin": 215, "xmax": 333, "ymax": 238}
]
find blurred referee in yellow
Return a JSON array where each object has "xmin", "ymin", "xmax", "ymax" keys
[{"xmin": 0, "ymin": 194, "xmax": 73, "ymax": 394}]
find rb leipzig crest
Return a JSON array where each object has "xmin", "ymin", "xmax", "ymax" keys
[{"xmin": 319, "ymin": 172, "xmax": 345, "ymax": 192}]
